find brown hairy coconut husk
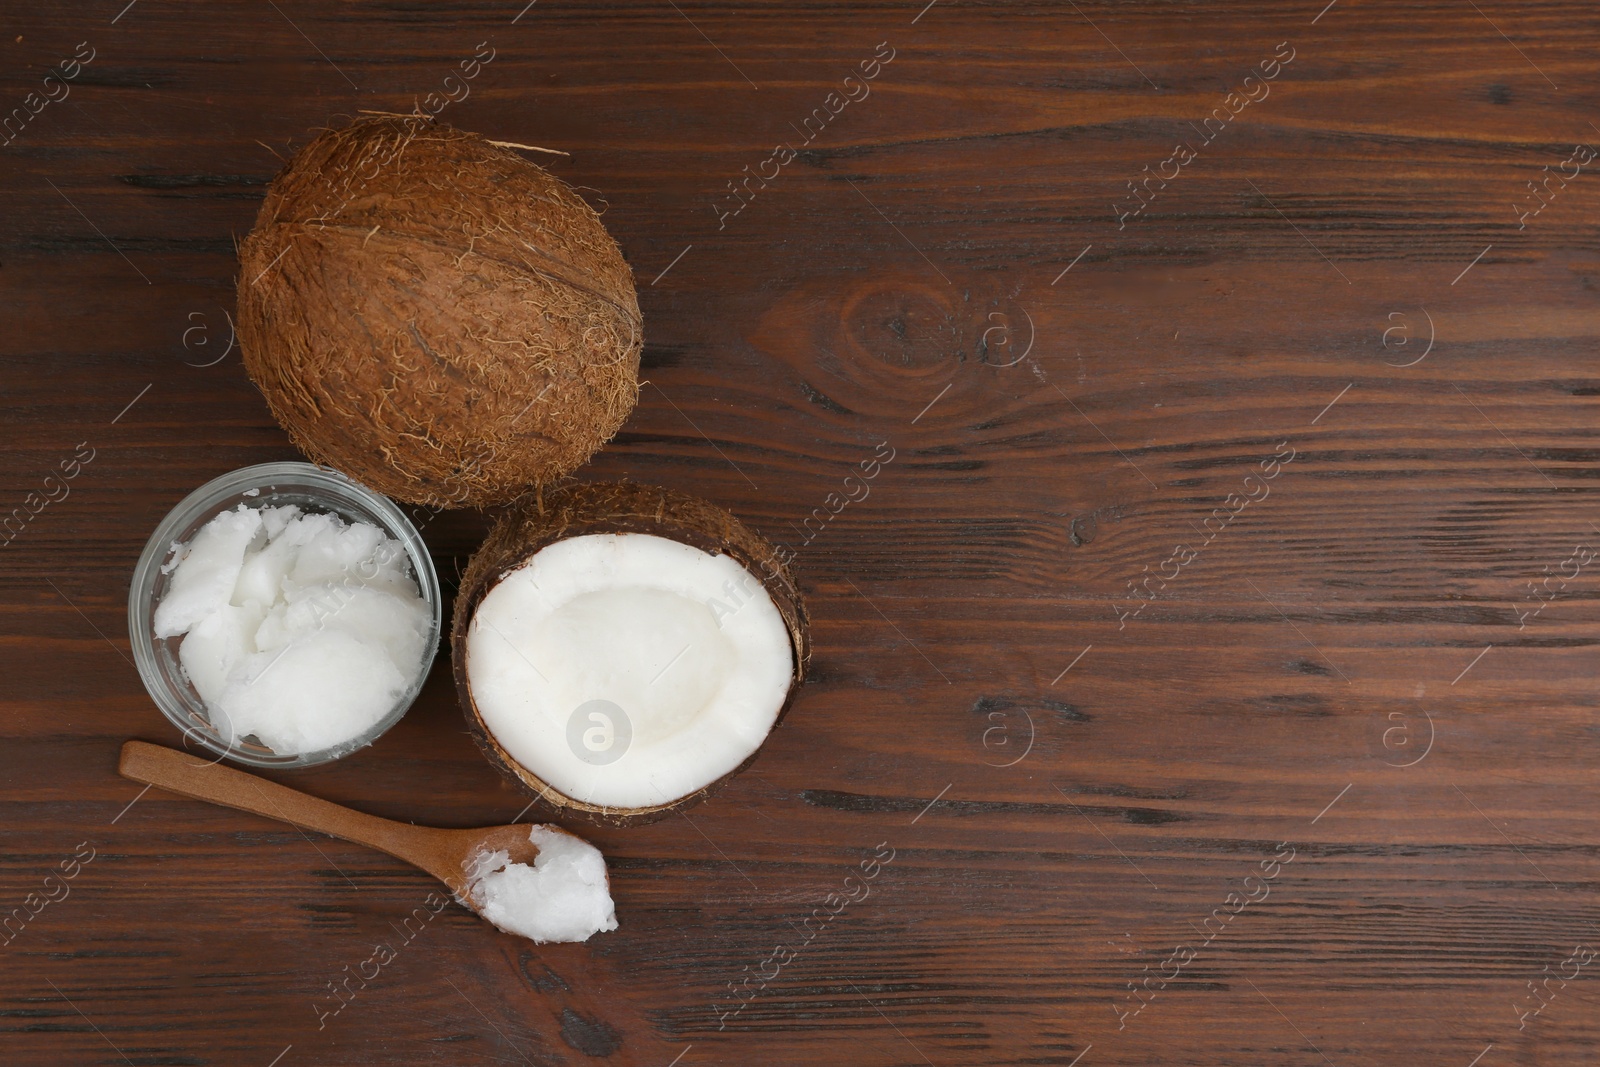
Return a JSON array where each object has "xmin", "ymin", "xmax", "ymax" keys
[
  {"xmin": 237, "ymin": 115, "xmax": 641, "ymax": 508},
  {"xmin": 452, "ymin": 482, "xmax": 810, "ymax": 826}
]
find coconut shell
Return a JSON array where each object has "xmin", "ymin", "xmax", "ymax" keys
[
  {"xmin": 452, "ymin": 482, "xmax": 810, "ymax": 826},
  {"xmin": 237, "ymin": 115, "xmax": 641, "ymax": 508}
]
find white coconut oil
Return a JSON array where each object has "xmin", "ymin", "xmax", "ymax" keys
[
  {"xmin": 153, "ymin": 503, "xmax": 430, "ymax": 756},
  {"xmin": 465, "ymin": 825, "xmax": 619, "ymax": 944}
]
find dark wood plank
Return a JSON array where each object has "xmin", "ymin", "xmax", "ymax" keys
[{"xmin": 4, "ymin": 0, "xmax": 1600, "ymax": 1064}]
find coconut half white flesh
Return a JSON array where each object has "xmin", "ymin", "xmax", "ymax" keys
[{"xmin": 466, "ymin": 533, "xmax": 795, "ymax": 809}]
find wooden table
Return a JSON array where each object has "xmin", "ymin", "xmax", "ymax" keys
[{"xmin": 4, "ymin": 1, "xmax": 1598, "ymax": 1064}]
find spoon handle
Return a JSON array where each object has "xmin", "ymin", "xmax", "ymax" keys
[{"xmin": 118, "ymin": 741, "xmax": 458, "ymax": 889}]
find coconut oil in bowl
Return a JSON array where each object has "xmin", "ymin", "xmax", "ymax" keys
[{"xmin": 129, "ymin": 462, "xmax": 441, "ymax": 768}]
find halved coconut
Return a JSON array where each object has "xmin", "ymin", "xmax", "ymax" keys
[{"xmin": 452, "ymin": 483, "xmax": 808, "ymax": 825}]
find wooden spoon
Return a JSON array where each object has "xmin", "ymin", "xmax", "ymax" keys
[{"xmin": 118, "ymin": 740, "xmax": 557, "ymax": 906}]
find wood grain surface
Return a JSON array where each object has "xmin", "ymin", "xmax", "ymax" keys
[{"xmin": 4, "ymin": 1, "xmax": 1600, "ymax": 1064}]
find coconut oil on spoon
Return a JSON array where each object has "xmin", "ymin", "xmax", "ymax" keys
[{"xmin": 118, "ymin": 741, "xmax": 617, "ymax": 943}]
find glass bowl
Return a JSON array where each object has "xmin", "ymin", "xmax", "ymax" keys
[{"xmin": 128, "ymin": 461, "xmax": 441, "ymax": 768}]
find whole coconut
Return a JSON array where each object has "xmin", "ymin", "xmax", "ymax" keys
[{"xmin": 237, "ymin": 116, "xmax": 641, "ymax": 508}]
